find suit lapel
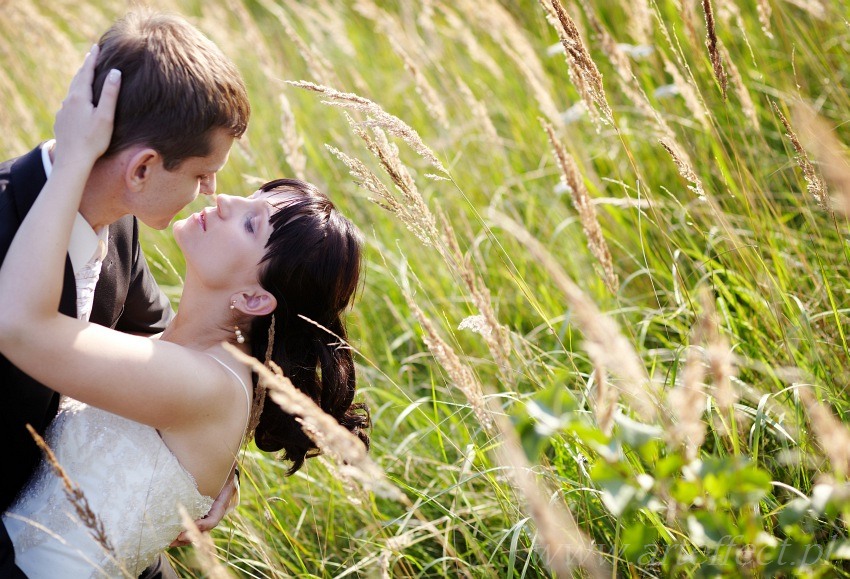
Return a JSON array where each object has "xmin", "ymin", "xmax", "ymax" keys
[{"xmin": 9, "ymin": 144, "xmax": 79, "ymax": 319}]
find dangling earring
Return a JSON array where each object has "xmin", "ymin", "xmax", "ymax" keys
[{"xmin": 230, "ymin": 300, "xmax": 245, "ymax": 344}]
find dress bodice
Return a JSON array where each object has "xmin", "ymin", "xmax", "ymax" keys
[{"xmin": 3, "ymin": 397, "xmax": 214, "ymax": 578}]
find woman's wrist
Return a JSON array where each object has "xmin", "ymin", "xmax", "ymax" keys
[{"xmin": 50, "ymin": 152, "xmax": 98, "ymax": 179}]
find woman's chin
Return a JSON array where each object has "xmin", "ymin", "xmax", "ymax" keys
[{"xmin": 171, "ymin": 220, "xmax": 188, "ymax": 246}]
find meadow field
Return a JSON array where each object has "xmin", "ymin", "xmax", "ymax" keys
[{"xmin": 3, "ymin": 0, "xmax": 850, "ymax": 576}]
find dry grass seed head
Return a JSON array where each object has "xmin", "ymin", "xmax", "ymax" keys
[
  {"xmin": 455, "ymin": 0, "xmax": 562, "ymax": 126},
  {"xmin": 663, "ymin": 57, "xmax": 710, "ymax": 130},
  {"xmin": 325, "ymin": 143, "xmax": 437, "ymax": 247},
  {"xmin": 702, "ymin": 0, "xmax": 728, "ymax": 99},
  {"xmin": 407, "ymin": 296, "xmax": 495, "ymax": 432},
  {"xmin": 257, "ymin": 0, "xmax": 337, "ymax": 86},
  {"xmin": 544, "ymin": 0, "xmax": 615, "ymax": 128},
  {"xmin": 493, "ymin": 419, "xmax": 611, "ymax": 578},
  {"xmin": 772, "ymin": 101, "xmax": 830, "ymax": 211},
  {"xmin": 278, "ymin": 94, "xmax": 306, "ymax": 181},
  {"xmin": 349, "ymin": 119, "xmax": 441, "ymax": 246},
  {"xmin": 586, "ymin": 349, "xmax": 618, "ymax": 435},
  {"xmin": 225, "ymin": 345, "xmax": 404, "ymax": 501},
  {"xmin": 178, "ymin": 505, "xmax": 233, "ymax": 579},
  {"xmin": 433, "ymin": 207, "xmax": 514, "ymax": 383},
  {"xmin": 625, "ymin": 0, "xmax": 653, "ymax": 44},
  {"xmin": 455, "ymin": 77, "xmax": 501, "ymax": 143},
  {"xmin": 395, "ymin": 42, "xmax": 450, "ymax": 130},
  {"xmin": 614, "ymin": 70, "xmax": 703, "ymax": 198},
  {"xmin": 289, "ymin": 80, "xmax": 448, "ymax": 173},
  {"xmin": 578, "ymin": 0, "xmax": 634, "ymax": 82},
  {"xmin": 756, "ymin": 0, "xmax": 774, "ymax": 38},
  {"xmin": 798, "ymin": 387, "xmax": 850, "ymax": 477},
  {"xmin": 490, "ymin": 212, "xmax": 659, "ymax": 422},
  {"xmin": 669, "ymin": 345, "xmax": 708, "ymax": 460},
  {"xmin": 659, "ymin": 139, "xmax": 706, "ymax": 199},
  {"xmin": 719, "ymin": 42, "xmax": 759, "ymax": 131},
  {"xmin": 436, "ymin": 4, "xmax": 505, "ymax": 79},
  {"xmin": 708, "ymin": 338, "xmax": 736, "ymax": 412},
  {"xmin": 543, "ymin": 121, "xmax": 618, "ymax": 293},
  {"xmin": 667, "ymin": 288, "xmax": 728, "ymax": 459},
  {"xmin": 792, "ymin": 103, "xmax": 850, "ymax": 212}
]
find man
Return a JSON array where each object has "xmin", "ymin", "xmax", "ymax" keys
[{"xmin": 0, "ymin": 11, "xmax": 250, "ymax": 578}]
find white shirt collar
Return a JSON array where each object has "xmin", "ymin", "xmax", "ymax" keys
[{"xmin": 41, "ymin": 140, "xmax": 109, "ymax": 273}]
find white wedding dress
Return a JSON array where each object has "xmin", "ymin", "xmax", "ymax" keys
[
  {"xmin": 2, "ymin": 397, "xmax": 216, "ymax": 578},
  {"xmin": 2, "ymin": 353, "xmax": 251, "ymax": 578}
]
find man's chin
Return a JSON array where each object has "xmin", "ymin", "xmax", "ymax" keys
[{"xmin": 138, "ymin": 216, "xmax": 174, "ymax": 231}]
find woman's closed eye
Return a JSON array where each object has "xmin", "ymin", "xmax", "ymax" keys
[{"xmin": 245, "ymin": 216, "xmax": 255, "ymax": 234}]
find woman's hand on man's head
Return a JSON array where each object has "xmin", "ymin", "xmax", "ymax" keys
[{"xmin": 52, "ymin": 45, "xmax": 121, "ymax": 171}]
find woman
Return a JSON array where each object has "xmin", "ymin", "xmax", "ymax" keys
[{"xmin": 0, "ymin": 49, "xmax": 369, "ymax": 576}]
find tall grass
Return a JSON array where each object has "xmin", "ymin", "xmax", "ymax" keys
[{"xmin": 3, "ymin": 0, "xmax": 850, "ymax": 575}]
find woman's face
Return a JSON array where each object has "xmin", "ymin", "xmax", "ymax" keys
[{"xmin": 173, "ymin": 190, "xmax": 282, "ymax": 290}]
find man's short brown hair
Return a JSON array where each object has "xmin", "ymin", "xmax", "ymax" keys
[{"xmin": 91, "ymin": 11, "xmax": 250, "ymax": 170}]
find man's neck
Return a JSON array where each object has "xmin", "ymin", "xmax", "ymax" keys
[{"xmin": 48, "ymin": 142, "xmax": 125, "ymax": 230}]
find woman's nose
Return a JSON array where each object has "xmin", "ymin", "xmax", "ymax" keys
[{"xmin": 215, "ymin": 194, "xmax": 228, "ymax": 217}]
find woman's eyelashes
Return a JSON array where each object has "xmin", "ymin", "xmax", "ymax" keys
[{"xmin": 245, "ymin": 216, "xmax": 255, "ymax": 234}]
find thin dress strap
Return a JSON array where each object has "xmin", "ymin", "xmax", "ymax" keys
[{"xmin": 205, "ymin": 353, "xmax": 252, "ymax": 416}]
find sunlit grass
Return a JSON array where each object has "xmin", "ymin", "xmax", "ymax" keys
[{"xmin": 4, "ymin": 0, "xmax": 850, "ymax": 576}]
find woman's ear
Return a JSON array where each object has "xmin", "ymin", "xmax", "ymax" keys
[
  {"xmin": 231, "ymin": 289, "xmax": 277, "ymax": 317},
  {"xmin": 125, "ymin": 148, "xmax": 160, "ymax": 192}
]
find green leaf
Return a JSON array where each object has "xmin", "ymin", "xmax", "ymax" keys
[
  {"xmin": 687, "ymin": 512, "xmax": 735, "ymax": 548},
  {"xmin": 727, "ymin": 468, "xmax": 771, "ymax": 508},
  {"xmin": 829, "ymin": 540, "xmax": 850, "ymax": 560},
  {"xmin": 600, "ymin": 477, "xmax": 639, "ymax": 517},
  {"xmin": 777, "ymin": 498, "xmax": 810, "ymax": 528},
  {"xmin": 671, "ymin": 479, "xmax": 701, "ymax": 505},
  {"xmin": 614, "ymin": 413, "xmax": 662, "ymax": 449},
  {"xmin": 621, "ymin": 521, "xmax": 660, "ymax": 563},
  {"xmin": 655, "ymin": 454, "xmax": 685, "ymax": 479},
  {"xmin": 515, "ymin": 415, "xmax": 550, "ymax": 460}
]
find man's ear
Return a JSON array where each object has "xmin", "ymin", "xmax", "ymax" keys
[
  {"xmin": 125, "ymin": 148, "xmax": 161, "ymax": 192},
  {"xmin": 231, "ymin": 289, "xmax": 277, "ymax": 317}
]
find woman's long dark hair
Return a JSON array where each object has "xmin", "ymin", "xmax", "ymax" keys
[{"xmin": 248, "ymin": 179, "xmax": 370, "ymax": 474}]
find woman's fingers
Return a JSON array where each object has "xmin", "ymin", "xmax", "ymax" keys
[
  {"xmin": 53, "ymin": 45, "xmax": 121, "ymax": 164},
  {"xmin": 67, "ymin": 44, "xmax": 99, "ymax": 100},
  {"xmin": 96, "ymin": 69, "xmax": 121, "ymax": 124}
]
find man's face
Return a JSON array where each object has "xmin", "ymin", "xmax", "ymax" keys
[{"xmin": 133, "ymin": 128, "xmax": 234, "ymax": 230}]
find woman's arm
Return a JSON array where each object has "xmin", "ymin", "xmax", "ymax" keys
[
  {"xmin": 0, "ymin": 47, "xmax": 118, "ymax": 323},
  {"xmin": 0, "ymin": 48, "xmax": 235, "ymax": 431}
]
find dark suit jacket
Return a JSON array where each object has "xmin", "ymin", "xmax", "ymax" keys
[{"xmin": 0, "ymin": 145, "xmax": 174, "ymax": 512}]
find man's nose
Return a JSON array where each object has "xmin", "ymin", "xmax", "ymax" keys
[{"xmin": 201, "ymin": 174, "xmax": 217, "ymax": 196}]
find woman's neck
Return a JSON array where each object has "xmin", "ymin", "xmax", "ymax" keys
[{"xmin": 159, "ymin": 280, "xmax": 246, "ymax": 352}]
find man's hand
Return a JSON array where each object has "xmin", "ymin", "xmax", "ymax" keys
[{"xmin": 170, "ymin": 466, "xmax": 240, "ymax": 547}]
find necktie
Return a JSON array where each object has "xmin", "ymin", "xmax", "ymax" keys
[{"xmin": 75, "ymin": 238, "xmax": 107, "ymax": 321}]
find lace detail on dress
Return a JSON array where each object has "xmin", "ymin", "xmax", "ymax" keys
[{"xmin": 3, "ymin": 397, "xmax": 214, "ymax": 578}]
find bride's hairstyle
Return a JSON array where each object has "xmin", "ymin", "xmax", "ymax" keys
[{"xmin": 247, "ymin": 179, "xmax": 370, "ymax": 473}]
